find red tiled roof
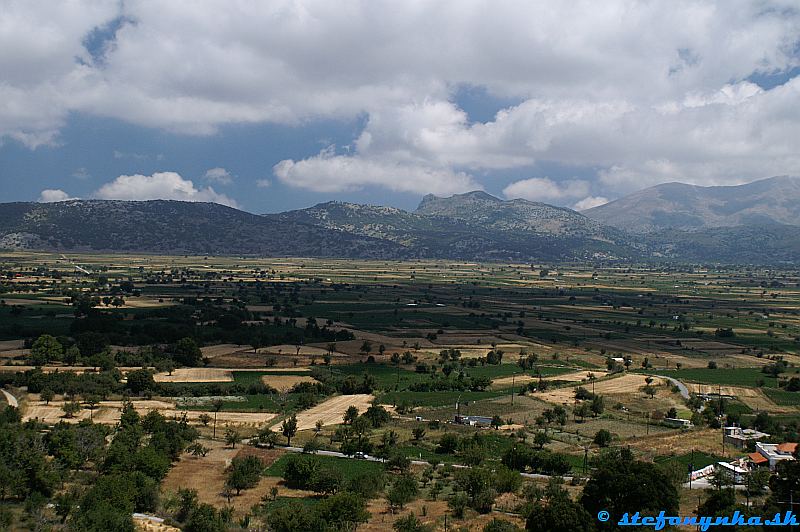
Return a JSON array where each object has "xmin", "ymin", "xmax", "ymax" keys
[
  {"xmin": 777, "ymin": 443, "xmax": 798, "ymax": 453},
  {"xmin": 749, "ymin": 452, "xmax": 768, "ymax": 464}
]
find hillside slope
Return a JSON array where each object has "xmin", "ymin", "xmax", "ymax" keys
[{"xmin": 584, "ymin": 176, "xmax": 800, "ymax": 233}]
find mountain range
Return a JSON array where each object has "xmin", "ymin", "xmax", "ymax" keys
[
  {"xmin": 1, "ymin": 176, "xmax": 798, "ymax": 264},
  {"xmin": 584, "ymin": 175, "xmax": 800, "ymax": 232}
]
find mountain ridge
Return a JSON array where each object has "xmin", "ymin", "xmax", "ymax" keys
[
  {"xmin": 2, "ymin": 177, "xmax": 800, "ymax": 264},
  {"xmin": 584, "ymin": 175, "xmax": 800, "ymax": 232}
]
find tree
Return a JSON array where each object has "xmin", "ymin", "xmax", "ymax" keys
[
  {"xmin": 483, "ymin": 518, "xmax": 522, "ymax": 532},
  {"xmin": 573, "ymin": 402, "xmax": 590, "ymax": 422},
  {"xmin": 455, "ymin": 467, "xmax": 496, "ymax": 513},
  {"xmin": 590, "ymin": 395, "xmax": 605, "ymax": 417},
  {"xmin": 126, "ymin": 369, "xmax": 156, "ymax": 395},
  {"xmin": 436, "ymin": 433, "xmax": 459, "ymax": 454},
  {"xmin": 85, "ymin": 395, "xmax": 100, "ymax": 420},
  {"xmin": 553, "ymin": 405, "xmax": 567, "ymax": 426},
  {"xmin": 255, "ymin": 427, "xmax": 277, "ymax": 448},
  {"xmin": 211, "ymin": 399, "xmax": 224, "ymax": 439},
  {"xmin": 63, "ymin": 345, "xmax": 81, "ymax": 365},
  {"xmin": 387, "ymin": 475, "xmax": 418, "ymax": 511},
  {"xmin": 491, "ymin": 415, "xmax": 503, "ymax": 429},
  {"xmin": 187, "ymin": 443, "xmax": 210, "ymax": 457},
  {"xmin": 593, "ymin": 429, "xmax": 612, "ymax": 448},
  {"xmin": 198, "ymin": 413, "xmax": 211, "ymax": 426},
  {"xmin": 282, "ymin": 455, "xmax": 320, "ymax": 489},
  {"xmin": 174, "ymin": 337, "xmax": 202, "ymax": 367},
  {"xmin": 412, "ymin": 427, "xmax": 426, "ymax": 441},
  {"xmin": 282, "ymin": 414, "xmax": 298, "ymax": 446},
  {"xmin": 394, "ymin": 514, "xmax": 433, "ymax": 532},
  {"xmin": 185, "ymin": 503, "xmax": 225, "ymax": 532},
  {"xmin": 40, "ymin": 388, "xmax": 54, "ymax": 405},
  {"xmin": 226, "ymin": 456, "xmax": 263, "ymax": 495},
  {"xmin": 526, "ymin": 491, "xmax": 593, "ymax": 532},
  {"xmin": 62, "ymin": 401, "xmax": 81, "ymax": 419},
  {"xmin": 581, "ymin": 450, "xmax": 679, "ymax": 524},
  {"xmin": 533, "ymin": 431, "xmax": 550, "ymax": 449},
  {"xmin": 363, "ymin": 404, "xmax": 391, "ymax": 428},
  {"xmin": 448, "ymin": 492, "xmax": 470, "ymax": 518},
  {"xmin": 309, "ymin": 467, "xmax": 344, "ymax": 495},
  {"xmin": 314, "ymin": 491, "xmax": 370, "ymax": 529},
  {"xmin": 343, "ymin": 405, "xmax": 359, "ymax": 425},
  {"xmin": 224, "ymin": 428, "xmax": 241, "ymax": 449},
  {"xmin": 30, "ymin": 334, "xmax": 63, "ymax": 365}
]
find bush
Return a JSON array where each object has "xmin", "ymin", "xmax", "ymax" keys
[
  {"xmin": 226, "ymin": 455, "xmax": 263, "ymax": 495},
  {"xmin": 387, "ymin": 475, "xmax": 419, "ymax": 510},
  {"xmin": 593, "ymin": 429, "xmax": 612, "ymax": 448},
  {"xmin": 436, "ymin": 433, "xmax": 459, "ymax": 454},
  {"xmin": 282, "ymin": 454, "xmax": 320, "ymax": 489}
]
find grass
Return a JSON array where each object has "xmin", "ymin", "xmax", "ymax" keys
[
  {"xmin": 330, "ymin": 362, "xmax": 571, "ymax": 393},
  {"xmin": 232, "ymin": 370, "xmax": 313, "ymax": 385},
  {"xmin": 259, "ymin": 496, "xmax": 321, "ymax": 513},
  {"xmin": 723, "ymin": 400, "xmax": 754, "ymax": 416},
  {"xmin": 645, "ymin": 368, "xmax": 778, "ymax": 388},
  {"xmin": 763, "ymin": 388, "xmax": 800, "ymax": 406},
  {"xmin": 264, "ymin": 453, "xmax": 384, "ymax": 481},
  {"xmin": 654, "ymin": 451, "xmax": 725, "ymax": 471},
  {"xmin": 377, "ymin": 388, "xmax": 515, "ymax": 408},
  {"xmin": 182, "ymin": 393, "xmax": 309, "ymax": 413}
]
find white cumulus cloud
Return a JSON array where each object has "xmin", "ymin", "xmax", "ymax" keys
[
  {"xmin": 93, "ymin": 172, "xmax": 238, "ymax": 207},
  {"xmin": 573, "ymin": 196, "xmax": 609, "ymax": 211},
  {"xmin": 503, "ymin": 177, "xmax": 591, "ymax": 203},
  {"xmin": 38, "ymin": 189, "xmax": 77, "ymax": 202},
  {"xmin": 203, "ymin": 167, "xmax": 233, "ymax": 185},
  {"xmin": 274, "ymin": 146, "xmax": 480, "ymax": 196},
  {"xmin": 2, "ymin": 2, "xmax": 800, "ymax": 197}
]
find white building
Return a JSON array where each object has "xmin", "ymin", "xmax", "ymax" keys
[
  {"xmin": 750, "ymin": 442, "xmax": 797, "ymax": 470},
  {"xmin": 723, "ymin": 426, "xmax": 770, "ymax": 449}
]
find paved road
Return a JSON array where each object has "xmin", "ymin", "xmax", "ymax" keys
[
  {"xmin": 649, "ymin": 374, "xmax": 690, "ymax": 400},
  {"xmin": 1, "ymin": 389, "xmax": 18, "ymax": 408}
]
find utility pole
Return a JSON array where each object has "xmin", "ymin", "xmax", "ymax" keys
[
  {"xmin": 584, "ymin": 446, "xmax": 588, "ymax": 475},
  {"xmin": 511, "ymin": 372, "xmax": 515, "ymax": 406}
]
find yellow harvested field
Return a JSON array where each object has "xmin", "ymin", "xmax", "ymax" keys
[
  {"xmin": 162, "ymin": 443, "xmax": 285, "ymax": 517},
  {"xmin": 0, "ymin": 340, "xmax": 24, "ymax": 351},
  {"xmin": 201, "ymin": 344, "xmax": 248, "ymax": 358},
  {"xmin": 293, "ymin": 394, "xmax": 375, "ymax": 430},
  {"xmin": 713, "ymin": 386, "xmax": 797, "ymax": 413},
  {"xmin": 629, "ymin": 428, "xmax": 732, "ymax": 457},
  {"xmin": 22, "ymin": 399, "xmax": 277, "ymax": 427},
  {"xmin": 493, "ymin": 369, "xmax": 608, "ymax": 388},
  {"xmin": 154, "ymin": 368, "xmax": 233, "ymax": 383},
  {"xmin": 120, "ymin": 298, "xmax": 176, "ymax": 308},
  {"xmin": 491, "ymin": 374, "xmax": 536, "ymax": 388},
  {"xmin": 535, "ymin": 374, "xmax": 663, "ymax": 404},
  {"xmin": 552, "ymin": 370, "xmax": 609, "ymax": 382},
  {"xmin": 262, "ymin": 344, "xmax": 330, "ymax": 356},
  {"xmin": 260, "ymin": 374, "xmax": 316, "ymax": 390}
]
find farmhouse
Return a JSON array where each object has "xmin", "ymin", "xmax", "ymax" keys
[
  {"xmin": 454, "ymin": 414, "xmax": 493, "ymax": 427},
  {"xmin": 723, "ymin": 426, "xmax": 769, "ymax": 449},
  {"xmin": 663, "ymin": 417, "xmax": 692, "ymax": 429},
  {"xmin": 749, "ymin": 442, "xmax": 797, "ymax": 470}
]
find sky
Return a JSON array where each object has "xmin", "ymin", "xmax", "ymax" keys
[{"xmin": 1, "ymin": 1, "xmax": 799, "ymax": 214}]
